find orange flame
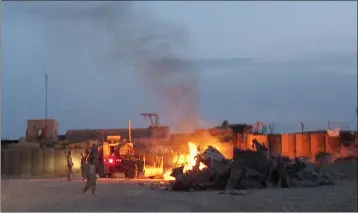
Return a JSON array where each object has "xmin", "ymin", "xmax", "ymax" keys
[{"xmin": 163, "ymin": 141, "xmax": 206, "ymax": 180}]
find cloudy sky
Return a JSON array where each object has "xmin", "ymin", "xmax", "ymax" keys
[{"xmin": 1, "ymin": 1, "xmax": 357, "ymax": 139}]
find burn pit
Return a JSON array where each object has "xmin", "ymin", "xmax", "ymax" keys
[
  {"xmin": 159, "ymin": 134, "xmax": 358, "ymax": 192},
  {"xmin": 162, "ymin": 128, "xmax": 234, "ymax": 181}
]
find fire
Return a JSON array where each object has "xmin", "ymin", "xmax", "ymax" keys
[{"xmin": 163, "ymin": 141, "xmax": 206, "ymax": 180}]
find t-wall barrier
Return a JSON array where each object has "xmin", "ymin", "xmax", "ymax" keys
[
  {"xmin": 325, "ymin": 135, "xmax": 341, "ymax": 154},
  {"xmin": 246, "ymin": 134, "xmax": 269, "ymax": 151},
  {"xmin": 268, "ymin": 134, "xmax": 282, "ymax": 156},
  {"xmin": 295, "ymin": 134, "xmax": 311, "ymax": 158},
  {"xmin": 310, "ymin": 133, "xmax": 326, "ymax": 157},
  {"xmin": 281, "ymin": 134, "xmax": 296, "ymax": 159}
]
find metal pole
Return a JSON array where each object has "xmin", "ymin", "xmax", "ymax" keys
[
  {"xmin": 45, "ymin": 73, "xmax": 48, "ymax": 121},
  {"xmin": 300, "ymin": 121, "xmax": 304, "ymax": 134},
  {"xmin": 128, "ymin": 120, "xmax": 132, "ymax": 143}
]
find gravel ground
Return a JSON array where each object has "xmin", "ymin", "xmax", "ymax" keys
[{"xmin": 1, "ymin": 178, "xmax": 357, "ymax": 212}]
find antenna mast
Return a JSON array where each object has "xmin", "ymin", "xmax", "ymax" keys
[{"xmin": 45, "ymin": 73, "xmax": 48, "ymax": 121}]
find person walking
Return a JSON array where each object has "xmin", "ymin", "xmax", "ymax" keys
[
  {"xmin": 88, "ymin": 144, "xmax": 99, "ymax": 177},
  {"xmin": 80, "ymin": 153, "xmax": 87, "ymax": 181},
  {"xmin": 83, "ymin": 160, "xmax": 97, "ymax": 194},
  {"xmin": 66, "ymin": 150, "xmax": 74, "ymax": 181}
]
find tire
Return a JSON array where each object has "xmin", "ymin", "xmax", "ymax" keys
[
  {"xmin": 127, "ymin": 169, "xmax": 137, "ymax": 179},
  {"xmin": 127, "ymin": 163, "xmax": 138, "ymax": 179}
]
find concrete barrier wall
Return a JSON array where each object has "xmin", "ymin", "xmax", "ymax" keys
[
  {"xmin": 19, "ymin": 148, "xmax": 32, "ymax": 178},
  {"xmin": 54, "ymin": 149, "xmax": 66, "ymax": 177},
  {"xmin": 43, "ymin": 148, "xmax": 55, "ymax": 177},
  {"xmin": 281, "ymin": 134, "xmax": 296, "ymax": 159},
  {"xmin": 11, "ymin": 150, "xmax": 21, "ymax": 177},
  {"xmin": 310, "ymin": 133, "xmax": 326, "ymax": 157},
  {"xmin": 295, "ymin": 134, "xmax": 311, "ymax": 158},
  {"xmin": 3, "ymin": 150, "xmax": 13, "ymax": 176},
  {"xmin": 2, "ymin": 148, "xmax": 87, "ymax": 178},
  {"xmin": 2, "ymin": 149, "xmax": 21, "ymax": 176},
  {"xmin": 234, "ymin": 132, "xmax": 347, "ymax": 159},
  {"xmin": 236, "ymin": 133, "xmax": 243, "ymax": 149},
  {"xmin": 325, "ymin": 135, "xmax": 341, "ymax": 154},
  {"xmin": 1, "ymin": 150, "xmax": 9, "ymax": 176},
  {"xmin": 268, "ymin": 134, "xmax": 282, "ymax": 156},
  {"xmin": 242, "ymin": 133, "xmax": 249, "ymax": 150},
  {"xmin": 70, "ymin": 148, "xmax": 86, "ymax": 175},
  {"xmin": 31, "ymin": 148, "xmax": 43, "ymax": 177},
  {"xmin": 247, "ymin": 134, "xmax": 269, "ymax": 150}
]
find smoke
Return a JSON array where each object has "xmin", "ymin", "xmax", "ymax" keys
[{"xmin": 17, "ymin": 2, "xmax": 199, "ymax": 132}]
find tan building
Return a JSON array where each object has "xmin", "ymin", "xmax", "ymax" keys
[{"xmin": 26, "ymin": 119, "xmax": 59, "ymax": 142}]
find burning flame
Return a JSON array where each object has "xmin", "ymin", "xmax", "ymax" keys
[{"xmin": 163, "ymin": 141, "xmax": 206, "ymax": 180}]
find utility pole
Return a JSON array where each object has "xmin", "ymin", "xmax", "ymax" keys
[
  {"xmin": 300, "ymin": 121, "xmax": 304, "ymax": 134},
  {"xmin": 128, "ymin": 120, "xmax": 132, "ymax": 143},
  {"xmin": 140, "ymin": 113, "xmax": 159, "ymax": 128},
  {"xmin": 327, "ymin": 120, "xmax": 331, "ymax": 129},
  {"xmin": 45, "ymin": 73, "xmax": 48, "ymax": 122}
]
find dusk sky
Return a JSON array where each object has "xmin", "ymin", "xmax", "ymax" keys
[{"xmin": 2, "ymin": 1, "xmax": 357, "ymax": 139}]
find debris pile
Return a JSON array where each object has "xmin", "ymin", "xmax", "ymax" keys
[{"xmin": 167, "ymin": 139, "xmax": 335, "ymax": 191}]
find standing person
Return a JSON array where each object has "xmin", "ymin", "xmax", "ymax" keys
[
  {"xmin": 89, "ymin": 144, "xmax": 99, "ymax": 176},
  {"xmin": 88, "ymin": 144, "xmax": 98, "ymax": 164},
  {"xmin": 80, "ymin": 153, "xmax": 87, "ymax": 181},
  {"xmin": 67, "ymin": 150, "xmax": 74, "ymax": 181},
  {"xmin": 83, "ymin": 160, "xmax": 97, "ymax": 194}
]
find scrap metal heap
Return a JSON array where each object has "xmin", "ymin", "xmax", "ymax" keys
[{"xmin": 166, "ymin": 138, "xmax": 336, "ymax": 191}]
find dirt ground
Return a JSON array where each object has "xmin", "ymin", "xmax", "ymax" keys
[{"xmin": 1, "ymin": 177, "xmax": 357, "ymax": 212}]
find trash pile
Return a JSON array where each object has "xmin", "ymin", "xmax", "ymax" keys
[{"xmin": 167, "ymin": 139, "xmax": 334, "ymax": 191}]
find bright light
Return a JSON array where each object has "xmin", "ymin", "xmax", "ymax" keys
[
  {"xmin": 109, "ymin": 158, "xmax": 114, "ymax": 164},
  {"xmin": 163, "ymin": 141, "xmax": 207, "ymax": 180}
]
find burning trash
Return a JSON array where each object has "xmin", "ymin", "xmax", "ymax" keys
[{"xmin": 164, "ymin": 139, "xmax": 337, "ymax": 192}]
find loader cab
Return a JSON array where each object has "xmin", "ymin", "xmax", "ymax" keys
[{"xmin": 109, "ymin": 146, "xmax": 116, "ymax": 155}]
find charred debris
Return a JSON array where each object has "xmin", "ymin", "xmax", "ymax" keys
[{"xmin": 165, "ymin": 138, "xmax": 335, "ymax": 192}]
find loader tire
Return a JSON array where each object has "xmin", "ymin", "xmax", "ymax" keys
[{"xmin": 127, "ymin": 164, "xmax": 138, "ymax": 179}]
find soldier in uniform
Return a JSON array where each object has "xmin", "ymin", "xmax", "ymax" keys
[
  {"xmin": 83, "ymin": 160, "xmax": 97, "ymax": 194},
  {"xmin": 67, "ymin": 150, "xmax": 74, "ymax": 181},
  {"xmin": 88, "ymin": 144, "xmax": 99, "ymax": 177},
  {"xmin": 87, "ymin": 144, "xmax": 98, "ymax": 164},
  {"xmin": 80, "ymin": 153, "xmax": 87, "ymax": 180}
]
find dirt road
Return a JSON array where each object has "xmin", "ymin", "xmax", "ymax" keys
[{"xmin": 1, "ymin": 178, "xmax": 356, "ymax": 212}]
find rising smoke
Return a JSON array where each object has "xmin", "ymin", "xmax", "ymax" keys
[{"xmin": 17, "ymin": 1, "xmax": 199, "ymax": 132}]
